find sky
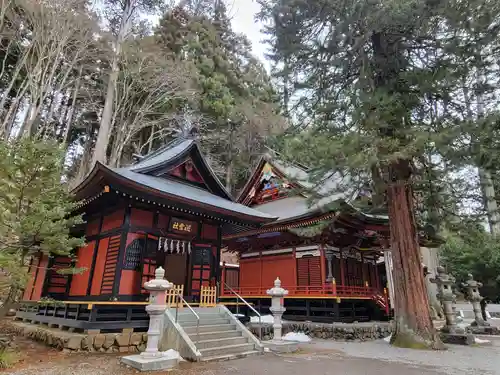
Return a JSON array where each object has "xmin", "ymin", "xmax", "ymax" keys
[{"xmin": 226, "ymin": 0, "xmax": 268, "ymax": 63}]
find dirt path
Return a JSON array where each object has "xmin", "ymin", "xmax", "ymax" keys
[{"xmin": 1, "ymin": 327, "xmax": 497, "ymax": 375}]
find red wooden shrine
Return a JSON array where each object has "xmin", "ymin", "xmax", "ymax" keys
[
  {"xmin": 22, "ymin": 139, "xmax": 275, "ymax": 303},
  {"xmin": 221, "ymin": 154, "xmax": 440, "ymax": 321}
]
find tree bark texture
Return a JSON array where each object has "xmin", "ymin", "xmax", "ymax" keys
[
  {"xmin": 387, "ymin": 168, "xmax": 444, "ymax": 349},
  {"xmin": 478, "ymin": 167, "xmax": 500, "ymax": 236},
  {"xmin": 91, "ymin": 0, "xmax": 133, "ymax": 166}
]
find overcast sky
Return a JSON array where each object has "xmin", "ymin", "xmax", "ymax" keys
[{"xmin": 226, "ymin": 0, "xmax": 268, "ymax": 63}]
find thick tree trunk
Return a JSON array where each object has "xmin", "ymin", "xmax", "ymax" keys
[
  {"xmin": 91, "ymin": 0, "xmax": 133, "ymax": 166},
  {"xmin": 478, "ymin": 167, "xmax": 500, "ymax": 235},
  {"xmin": 225, "ymin": 122, "xmax": 234, "ymax": 193},
  {"xmin": 387, "ymin": 166, "xmax": 444, "ymax": 349},
  {"xmin": 91, "ymin": 64, "xmax": 118, "ymax": 165}
]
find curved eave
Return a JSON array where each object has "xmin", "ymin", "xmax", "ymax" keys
[
  {"xmin": 74, "ymin": 163, "xmax": 276, "ymax": 225},
  {"xmin": 71, "ymin": 162, "xmax": 106, "ymax": 199}
]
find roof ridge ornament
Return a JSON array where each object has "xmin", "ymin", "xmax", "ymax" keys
[{"xmin": 179, "ymin": 108, "xmax": 200, "ymax": 140}]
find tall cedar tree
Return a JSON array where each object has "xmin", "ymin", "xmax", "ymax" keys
[
  {"xmin": 258, "ymin": 0, "xmax": 500, "ymax": 348},
  {"xmin": 155, "ymin": 3, "xmax": 285, "ymax": 192}
]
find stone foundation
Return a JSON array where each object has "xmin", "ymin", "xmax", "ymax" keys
[
  {"xmin": 247, "ymin": 322, "xmax": 392, "ymax": 341},
  {"xmin": 4, "ymin": 321, "xmax": 148, "ymax": 353}
]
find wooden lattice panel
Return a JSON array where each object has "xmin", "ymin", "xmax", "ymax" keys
[
  {"xmin": 46, "ymin": 256, "xmax": 72, "ymax": 295},
  {"xmin": 100, "ymin": 235, "xmax": 121, "ymax": 294},
  {"xmin": 297, "ymin": 256, "xmax": 322, "ymax": 287},
  {"xmin": 166, "ymin": 284, "xmax": 184, "ymax": 308},
  {"xmin": 200, "ymin": 286, "xmax": 216, "ymax": 307}
]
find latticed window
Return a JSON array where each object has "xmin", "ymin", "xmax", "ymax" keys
[
  {"xmin": 123, "ymin": 236, "xmax": 158, "ymax": 270},
  {"xmin": 192, "ymin": 247, "xmax": 211, "ymax": 265}
]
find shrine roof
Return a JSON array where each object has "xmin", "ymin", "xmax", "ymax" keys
[
  {"xmin": 123, "ymin": 138, "xmax": 232, "ymax": 200},
  {"xmin": 111, "ymin": 167, "xmax": 275, "ymax": 220},
  {"xmin": 72, "ymin": 138, "xmax": 277, "ymax": 225},
  {"xmin": 237, "ymin": 150, "xmax": 373, "ymax": 222}
]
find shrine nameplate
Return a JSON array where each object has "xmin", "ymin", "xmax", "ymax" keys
[{"xmin": 169, "ymin": 217, "xmax": 196, "ymax": 235}]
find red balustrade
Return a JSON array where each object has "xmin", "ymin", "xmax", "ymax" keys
[{"xmin": 220, "ymin": 283, "xmax": 382, "ymax": 299}]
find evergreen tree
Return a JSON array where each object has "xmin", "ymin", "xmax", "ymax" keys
[
  {"xmin": 0, "ymin": 138, "xmax": 84, "ymax": 310},
  {"xmin": 258, "ymin": 0, "xmax": 500, "ymax": 348},
  {"xmin": 156, "ymin": 2, "xmax": 285, "ymax": 193}
]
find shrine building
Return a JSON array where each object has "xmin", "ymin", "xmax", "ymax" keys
[
  {"xmin": 17, "ymin": 141, "xmax": 441, "ymax": 329},
  {"xmin": 221, "ymin": 152, "xmax": 441, "ymax": 322},
  {"xmin": 19, "ymin": 138, "xmax": 275, "ymax": 331}
]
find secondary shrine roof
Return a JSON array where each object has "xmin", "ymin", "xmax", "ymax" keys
[{"xmin": 237, "ymin": 151, "xmax": 380, "ymax": 223}]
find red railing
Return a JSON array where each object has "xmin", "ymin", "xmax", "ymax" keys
[
  {"xmin": 222, "ymin": 284, "xmax": 377, "ymax": 299},
  {"xmin": 220, "ymin": 283, "xmax": 390, "ymax": 315}
]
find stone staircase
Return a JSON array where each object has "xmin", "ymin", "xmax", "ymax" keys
[{"xmin": 165, "ymin": 306, "xmax": 263, "ymax": 362}]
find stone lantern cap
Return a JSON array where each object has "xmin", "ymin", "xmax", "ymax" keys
[
  {"xmin": 144, "ymin": 267, "xmax": 173, "ymax": 291},
  {"xmin": 267, "ymin": 277, "xmax": 289, "ymax": 297},
  {"xmin": 462, "ymin": 273, "xmax": 482, "ymax": 289}
]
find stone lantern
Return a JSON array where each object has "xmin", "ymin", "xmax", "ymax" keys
[
  {"xmin": 262, "ymin": 278, "xmax": 297, "ymax": 353},
  {"xmin": 122, "ymin": 267, "xmax": 179, "ymax": 371},
  {"xmin": 430, "ymin": 266, "xmax": 463, "ymax": 334},
  {"xmin": 267, "ymin": 277, "xmax": 288, "ymax": 340},
  {"xmin": 462, "ymin": 274, "xmax": 490, "ymax": 327}
]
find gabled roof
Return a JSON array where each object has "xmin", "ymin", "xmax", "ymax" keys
[
  {"xmin": 237, "ymin": 150, "xmax": 363, "ymax": 221},
  {"xmin": 72, "ymin": 138, "xmax": 278, "ymax": 228},
  {"xmin": 126, "ymin": 138, "xmax": 232, "ymax": 200}
]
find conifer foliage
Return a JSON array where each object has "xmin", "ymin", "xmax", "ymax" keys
[
  {"xmin": 0, "ymin": 138, "xmax": 84, "ymax": 308},
  {"xmin": 258, "ymin": 0, "xmax": 500, "ymax": 348}
]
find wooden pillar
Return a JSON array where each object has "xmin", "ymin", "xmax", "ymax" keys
[
  {"xmin": 30, "ymin": 253, "xmax": 43, "ymax": 300},
  {"xmin": 319, "ymin": 244, "xmax": 326, "ymax": 285},
  {"xmin": 333, "ymin": 299, "xmax": 340, "ymax": 322},
  {"xmin": 259, "ymin": 251, "xmax": 263, "ymax": 294},
  {"xmin": 215, "ymin": 225, "xmax": 222, "ymax": 301},
  {"xmin": 220, "ymin": 261, "xmax": 226, "ymax": 296},
  {"xmin": 375, "ymin": 260, "xmax": 381, "ymax": 291},
  {"xmin": 113, "ymin": 205, "xmax": 131, "ymax": 298},
  {"xmin": 292, "ymin": 247, "xmax": 297, "ymax": 285},
  {"xmin": 361, "ymin": 252, "xmax": 367, "ymax": 286},
  {"xmin": 340, "ymin": 249, "xmax": 346, "ymax": 286}
]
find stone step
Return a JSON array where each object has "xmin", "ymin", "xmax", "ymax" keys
[
  {"xmin": 189, "ymin": 330, "xmax": 242, "ymax": 341},
  {"xmin": 184, "ymin": 323, "xmax": 236, "ymax": 334},
  {"xmin": 176, "ymin": 313, "xmax": 223, "ymax": 320},
  {"xmin": 195, "ymin": 336, "xmax": 249, "ymax": 349},
  {"xmin": 200, "ymin": 350, "xmax": 261, "ymax": 362},
  {"xmin": 199, "ymin": 343, "xmax": 256, "ymax": 358},
  {"xmin": 179, "ymin": 318, "xmax": 230, "ymax": 326}
]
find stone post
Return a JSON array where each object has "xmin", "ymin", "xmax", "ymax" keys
[
  {"xmin": 121, "ymin": 267, "xmax": 178, "ymax": 371},
  {"xmin": 266, "ymin": 278, "xmax": 288, "ymax": 340},
  {"xmin": 462, "ymin": 274, "xmax": 490, "ymax": 327},
  {"xmin": 430, "ymin": 266, "xmax": 463, "ymax": 334}
]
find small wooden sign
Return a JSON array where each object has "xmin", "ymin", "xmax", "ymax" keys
[{"xmin": 169, "ymin": 217, "xmax": 195, "ymax": 234}]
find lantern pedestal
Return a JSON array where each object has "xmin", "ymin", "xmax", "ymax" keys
[
  {"xmin": 122, "ymin": 267, "xmax": 180, "ymax": 372},
  {"xmin": 122, "ymin": 351, "xmax": 180, "ymax": 372},
  {"xmin": 263, "ymin": 339, "xmax": 299, "ymax": 353}
]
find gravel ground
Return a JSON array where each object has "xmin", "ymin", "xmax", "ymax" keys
[
  {"xmin": 307, "ymin": 339, "xmax": 500, "ymax": 375},
  {"xmin": 4, "ymin": 349, "xmax": 449, "ymax": 375},
  {"xmin": 3, "ymin": 334, "xmax": 499, "ymax": 375}
]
